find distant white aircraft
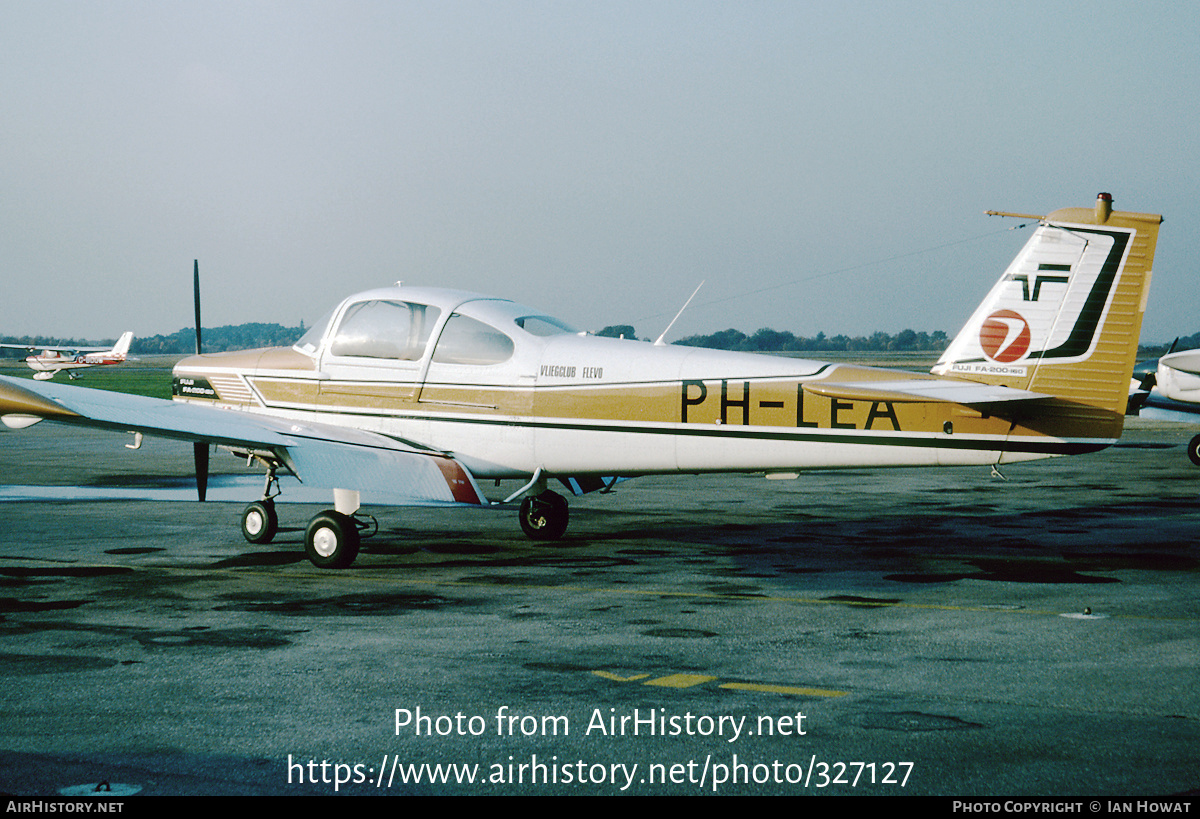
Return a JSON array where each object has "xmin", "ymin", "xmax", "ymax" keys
[
  {"xmin": 0, "ymin": 194, "xmax": 1165, "ymax": 568},
  {"xmin": 1128, "ymin": 347, "xmax": 1200, "ymax": 464},
  {"xmin": 0, "ymin": 332, "xmax": 134, "ymax": 380}
]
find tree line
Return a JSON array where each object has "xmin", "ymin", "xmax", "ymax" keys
[
  {"xmin": 1141, "ymin": 331, "xmax": 1200, "ymax": 358},
  {"xmin": 598, "ymin": 325, "xmax": 950, "ymax": 352},
  {"xmin": 4, "ymin": 322, "xmax": 1193, "ymax": 358},
  {"xmin": 0, "ymin": 323, "xmax": 304, "ymax": 357}
]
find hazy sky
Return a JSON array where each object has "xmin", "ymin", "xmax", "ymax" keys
[{"xmin": 2, "ymin": 1, "xmax": 1196, "ymax": 343}]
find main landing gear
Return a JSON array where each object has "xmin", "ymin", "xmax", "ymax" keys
[
  {"xmin": 236, "ymin": 463, "xmax": 375, "ymax": 570},
  {"xmin": 1189, "ymin": 434, "xmax": 1200, "ymax": 467},
  {"xmin": 304, "ymin": 511, "xmax": 362, "ymax": 570},
  {"xmin": 240, "ymin": 497, "xmax": 377, "ymax": 569},
  {"xmin": 236, "ymin": 462, "xmax": 573, "ymax": 569},
  {"xmin": 519, "ymin": 490, "xmax": 569, "ymax": 540}
]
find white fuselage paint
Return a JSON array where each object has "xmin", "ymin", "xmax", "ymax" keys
[{"xmin": 174, "ymin": 288, "xmax": 1089, "ymax": 483}]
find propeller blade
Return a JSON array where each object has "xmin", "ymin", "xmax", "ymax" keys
[
  {"xmin": 194, "ymin": 441, "xmax": 209, "ymax": 502},
  {"xmin": 193, "ymin": 260, "xmax": 203, "ymax": 355},
  {"xmin": 192, "ymin": 261, "xmax": 209, "ymax": 501}
]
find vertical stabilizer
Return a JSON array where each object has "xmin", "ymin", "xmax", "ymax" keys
[
  {"xmin": 933, "ymin": 193, "xmax": 1162, "ymax": 416},
  {"xmin": 112, "ymin": 331, "xmax": 134, "ymax": 357}
]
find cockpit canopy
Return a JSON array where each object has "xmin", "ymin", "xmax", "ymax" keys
[{"xmin": 293, "ymin": 288, "xmax": 578, "ymax": 367}]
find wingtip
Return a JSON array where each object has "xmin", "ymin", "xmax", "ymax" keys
[{"xmin": 0, "ymin": 376, "xmax": 79, "ymax": 421}]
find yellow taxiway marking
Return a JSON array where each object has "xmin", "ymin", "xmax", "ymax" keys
[
  {"xmin": 720, "ymin": 682, "xmax": 848, "ymax": 698},
  {"xmin": 591, "ymin": 672, "xmax": 652, "ymax": 683},
  {"xmin": 644, "ymin": 674, "xmax": 717, "ymax": 688},
  {"xmin": 592, "ymin": 670, "xmax": 846, "ymax": 698}
]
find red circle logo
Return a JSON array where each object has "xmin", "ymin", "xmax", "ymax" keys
[{"xmin": 979, "ymin": 310, "xmax": 1031, "ymax": 363}]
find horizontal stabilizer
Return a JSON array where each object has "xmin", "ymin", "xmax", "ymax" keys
[{"xmin": 805, "ymin": 378, "xmax": 1052, "ymax": 406}]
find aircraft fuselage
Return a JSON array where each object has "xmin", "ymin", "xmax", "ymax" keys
[{"xmin": 171, "ymin": 286, "xmax": 1117, "ymax": 484}]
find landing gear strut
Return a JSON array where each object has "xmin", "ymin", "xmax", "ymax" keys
[{"xmin": 519, "ymin": 490, "xmax": 569, "ymax": 540}]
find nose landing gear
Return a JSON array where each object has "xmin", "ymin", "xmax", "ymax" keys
[
  {"xmin": 241, "ymin": 499, "xmax": 278, "ymax": 544},
  {"xmin": 240, "ymin": 461, "xmax": 283, "ymax": 544}
]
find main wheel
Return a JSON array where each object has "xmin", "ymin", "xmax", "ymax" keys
[
  {"xmin": 305, "ymin": 510, "xmax": 361, "ymax": 569},
  {"xmin": 519, "ymin": 490, "xmax": 569, "ymax": 541},
  {"xmin": 241, "ymin": 500, "xmax": 278, "ymax": 544},
  {"xmin": 1189, "ymin": 434, "xmax": 1200, "ymax": 467}
]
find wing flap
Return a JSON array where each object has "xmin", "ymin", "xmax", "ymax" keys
[{"xmin": 283, "ymin": 437, "xmax": 484, "ymax": 506}]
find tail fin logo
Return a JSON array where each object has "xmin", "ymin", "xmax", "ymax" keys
[{"xmin": 980, "ymin": 310, "xmax": 1031, "ymax": 363}]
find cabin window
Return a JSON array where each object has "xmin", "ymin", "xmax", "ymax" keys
[
  {"xmin": 329, "ymin": 300, "xmax": 441, "ymax": 361},
  {"xmin": 432, "ymin": 314, "xmax": 515, "ymax": 365},
  {"xmin": 515, "ymin": 315, "xmax": 577, "ymax": 337}
]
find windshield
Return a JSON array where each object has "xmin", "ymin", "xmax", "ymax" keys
[{"xmin": 294, "ymin": 308, "xmax": 336, "ymax": 355}]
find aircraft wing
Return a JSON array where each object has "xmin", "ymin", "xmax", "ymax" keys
[
  {"xmin": 1155, "ymin": 349, "xmax": 1200, "ymax": 408},
  {"xmin": 0, "ymin": 342, "xmax": 111, "ymax": 352},
  {"xmin": 1160, "ymin": 349, "xmax": 1200, "ymax": 378},
  {"xmin": 0, "ymin": 374, "xmax": 484, "ymax": 506},
  {"xmin": 804, "ymin": 378, "xmax": 1052, "ymax": 407}
]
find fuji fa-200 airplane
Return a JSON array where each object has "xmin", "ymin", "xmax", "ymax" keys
[
  {"xmin": 0, "ymin": 194, "xmax": 1163, "ymax": 568},
  {"xmin": 1129, "ymin": 346, "xmax": 1200, "ymax": 464},
  {"xmin": 0, "ymin": 331, "xmax": 134, "ymax": 380}
]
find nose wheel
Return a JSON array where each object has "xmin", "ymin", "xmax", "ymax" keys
[
  {"xmin": 240, "ymin": 499, "xmax": 278, "ymax": 544},
  {"xmin": 519, "ymin": 490, "xmax": 569, "ymax": 540},
  {"xmin": 239, "ymin": 462, "xmax": 282, "ymax": 544}
]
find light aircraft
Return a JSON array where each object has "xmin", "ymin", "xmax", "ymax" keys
[
  {"xmin": 0, "ymin": 194, "xmax": 1163, "ymax": 568},
  {"xmin": 0, "ymin": 332, "xmax": 134, "ymax": 380},
  {"xmin": 1128, "ymin": 346, "xmax": 1200, "ymax": 464}
]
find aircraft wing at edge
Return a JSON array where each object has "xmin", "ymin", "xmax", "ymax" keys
[
  {"xmin": 804, "ymin": 378, "xmax": 1052, "ymax": 407},
  {"xmin": 1160, "ymin": 349, "xmax": 1200, "ymax": 377},
  {"xmin": 0, "ymin": 374, "xmax": 484, "ymax": 506},
  {"xmin": 0, "ymin": 342, "xmax": 115, "ymax": 352}
]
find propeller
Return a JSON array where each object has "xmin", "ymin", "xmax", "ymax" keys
[
  {"xmin": 1138, "ymin": 337, "xmax": 1178, "ymax": 392},
  {"xmin": 1128, "ymin": 337, "xmax": 1178, "ymax": 415},
  {"xmin": 193, "ymin": 260, "xmax": 209, "ymax": 502}
]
